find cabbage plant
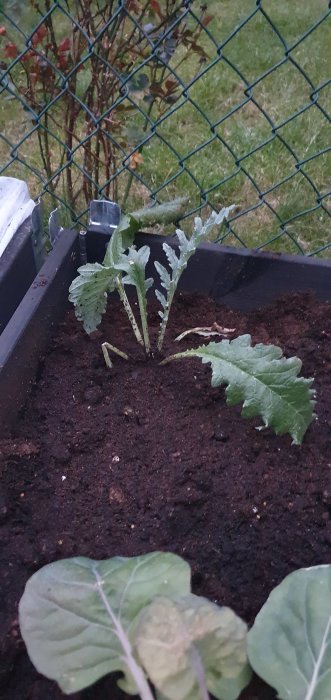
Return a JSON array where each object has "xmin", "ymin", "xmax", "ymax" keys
[
  {"xmin": 69, "ymin": 205, "xmax": 315, "ymax": 444},
  {"xmin": 19, "ymin": 555, "xmax": 331, "ymax": 700},
  {"xmin": 248, "ymin": 565, "xmax": 331, "ymax": 700},
  {"xmin": 19, "ymin": 552, "xmax": 251, "ymax": 700}
]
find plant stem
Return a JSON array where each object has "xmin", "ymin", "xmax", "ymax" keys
[
  {"xmin": 159, "ymin": 350, "xmax": 191, "ymax": 366},
  {"xmin": 116, "ymin": 278, "xmax": 144, "ymax": 346},
  {"xmin": 101, "ymin": 342, "xmax": 129, "ymax": 368},
  {"xmin": 93, "ymin": 565, "xmax": 155, "ymax": 700},
  {"xmin": 157, "ymin": 289, "xmax": 175, "ymax": 353},
  {"xmin": 136, "ymin": 288, "xmax": 151, "ymax": 355}
]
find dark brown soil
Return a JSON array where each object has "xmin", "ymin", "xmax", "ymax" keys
[{"xmin": 0, "ymin": 291, "xmax": 330, "ymax": 700}]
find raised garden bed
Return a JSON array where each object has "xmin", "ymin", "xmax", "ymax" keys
[
  {"xmin": 0, "ymin": 229, "xmax": 330, "ymax": 700},
  {"xmin": 0, "ymin": 178, "xmax": 43, "ymax": 336},
  {"xmin": 0, "ymin": 215, "xmax": 38, "ymax": 335}
]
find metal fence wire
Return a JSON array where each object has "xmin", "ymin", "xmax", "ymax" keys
[{"xmin": 0, "ymin": 0, "xmax": 330, "ymax": 256}]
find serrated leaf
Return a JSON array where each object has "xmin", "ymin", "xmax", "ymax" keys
[
  {"xmin": 116, "ymin": 245, "xmax": 153, "ymax": 294},
  {"xmin": 155, "ymin": 288, "xmax": 167, "ymax": 308},
  {"xmin": 115, "ymin": 245, "xmax": 153, "ymax": 352},
  {"xmin": 163, "ymin": 242, "xmax": 179, "ymax": 270},
  {"xmin": 156, "ymin": 208, "xmax": 235, "ymax": 351},
  {"xmin": 175, "ymin": 227, "xmax": 190, "ymax": 252},
  {"xmin": 155, "ymin": 261, "xmax": 171, "ymax": 289},
  {"xmin": 68, "ymin": 263, "xmax": 117, "ymax": 334},
  {"xmin": 19, "ymin": 553, "xmax": 191, "ymax": 695},
  {"xmin": 247, "ymin": 565, "xmax": 331, "ymax": 700},
  {"xmin": 177, "ymin": 335, "xmax": 315, "ymax": 444},
  {"xmin": 135, "ymin": 594, "xmax": 250, "ymax": 700},
  {"xmin": 210, "ymin": 205, "xmax": 236, "ymax": 229}
]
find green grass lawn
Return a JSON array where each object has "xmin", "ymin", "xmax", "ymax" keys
[
  {"xmin": 141, "ymin": 0, "xmax": 331, "ymax": 255},
  {"xmin": 0, "ymin": 0, "xmax": 330, "ymax": 255}
]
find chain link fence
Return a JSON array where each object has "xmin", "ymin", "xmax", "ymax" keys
[{"xmin": 0, "ymin": 0, "xmax": 330, "ymax": 256}]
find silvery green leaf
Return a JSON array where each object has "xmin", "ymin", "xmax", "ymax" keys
[
  {"xmin": 192, "ymin": 207, "xmax": 234, "ymax": 243},
  {"xmin": 19, "ymin": 553, "xmax": 191, "ymax": 695},
  {"xmin": 247, "ymin": 565, "xmax": 331, "ymax": 700},
  {"xmin": 177, "ymin": 335, "xmax": 315, "ymax": 444},
  {"xmin": 211, "ymin": 205, "xmax": 235, "ymax": 227},
  {"xmin": 135, "ymin": 594, "xmax": 250, "ymax": 700},
  {"xmin": 192, "ymin": 207, "xmax": 235, "ymax": 244},
  {"xmin": 175, "ymin": 228, "xmax": 190, "ymax": 251},
  {"xmin": 193, "ymin": 217, "xmax": 203, "ymax": 234},
  {"xmin": 68, "ymin": 263, "xmax": 117, "ymax": 334},
  {"xmin": 116, "ymin": 246, "xmax": 153, "ymax": 294},
  {"xmin": 103, "ymin": 233, "xmax": 121, "ymax": 267},
  {"xmin": 115, "ymin": 246, "xmax": 153, "ymax": 351},
  {"xmin": 155, "ymin": 289, "xmax": 167, "ymax": 309},
  {"xmin": 156, "ymin": 207, "xmax": 235, "ymax": 351},
  {"xmin": 163, "ymin": 242, "xmax": 178, "ymax": 271},
  {"xmin": 155, "ymin": 261, "xmax": 171, "ymax": 289}
]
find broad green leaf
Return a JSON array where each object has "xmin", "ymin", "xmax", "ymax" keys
[
  {"xmin": 116, "ymin": 214, "xmax": 140, "ymax": 252},
  {"xmin": 247, "ymin": 565, "xmax": 331, "ymax": 700},
  {"xmin": 208, "ymin": 665, "xmax": 253, "ymax": 700},
  {"xmin": 103, "ymin": 228, "xmax": 127, "ymax": 267},
  {"xmin": 19, "ymin": 553, "xmax": 191, "ymax": 695},
  {"xmin": 135, "ymin": 594, "xmax": 250, "ymax": 700},
  {"xmin": 170, "ymin": 335, "xmax": 315, "ymax": 444},
  {"xmin": 130, "ymin": 197, "xmax": 188, "ymax": 227},
  {"xmin": 102, "ymin": 195, "xmax": 188, "ymax": 268},
  {"xmin": 103, "ymin": 215, "xmax": 140, "ymax": 267},
  {"xmin": 68, "ymin": 263, "xmax": 117, "ymax": 334}
]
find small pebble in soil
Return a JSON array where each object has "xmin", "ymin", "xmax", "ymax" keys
[{"xmin": 109, "ymin": 487, "xmax": 125, "ymax": 504}]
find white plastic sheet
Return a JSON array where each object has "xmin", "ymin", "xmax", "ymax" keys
[{"xmin": 0, "ymin": 177, "xmax": 35, "ymax": 258}]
